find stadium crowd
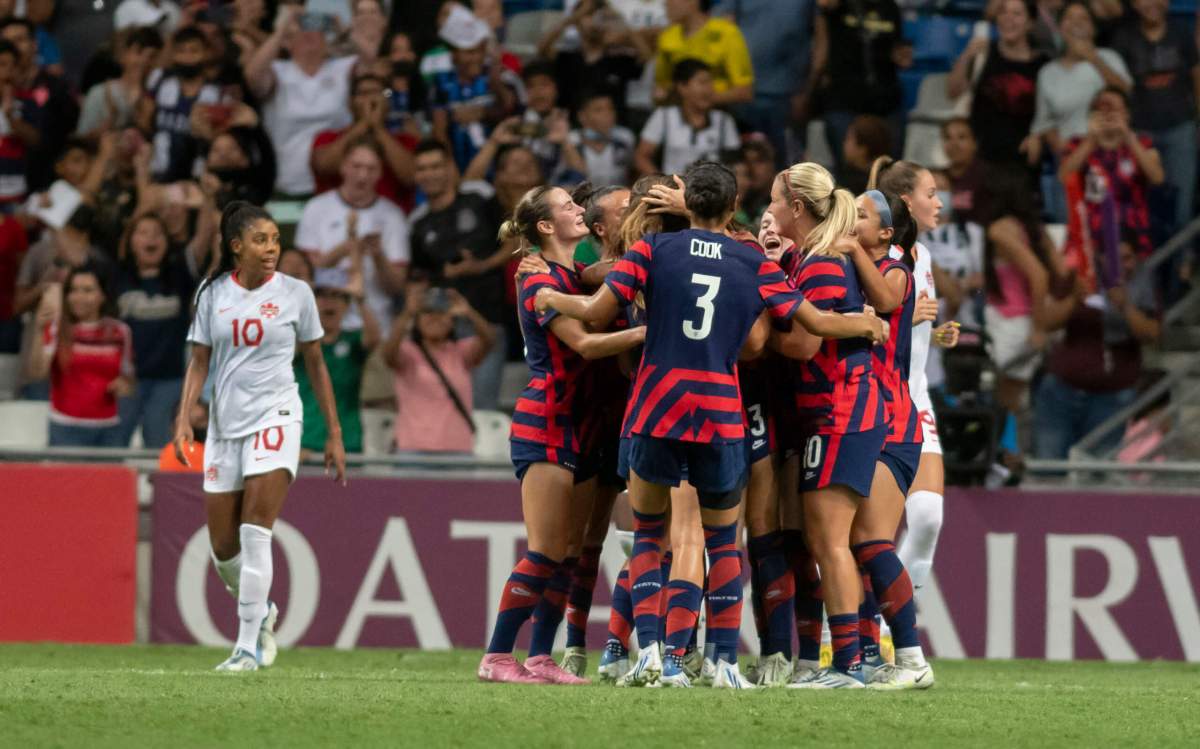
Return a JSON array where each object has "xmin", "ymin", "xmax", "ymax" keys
[{"xmin": 0, "ymin": 0, "xmax": 1193, "ymax": 469}]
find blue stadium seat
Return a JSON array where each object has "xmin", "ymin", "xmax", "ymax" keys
[{"xmin": 904, "ymin": 13, "xmax": 976, "ymax": 69}]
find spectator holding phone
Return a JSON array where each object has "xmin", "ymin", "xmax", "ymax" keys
[
  {"xmin": 510, "ymin": 60, "xmax": 586, "ymax": 185},
  {"xmin": 635, "ymin": 58, "xmax": 738, "ymax": 176},
  {"xmin": 384, "ymin": 282, "xmax": 495, "ymax": 454},
  {"xmin": 568, "ymin": 91, "xmax": 635, "ymax": 187}
]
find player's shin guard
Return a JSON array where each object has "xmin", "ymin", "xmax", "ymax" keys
[
  {"xmin": 607, "ymin": 563, "xmax": 634, "ymax": 648},
  {"xmin": 565, "ymin": 545, "xmax": 602, "ymax": 649},
  {"xmin": 853, "ymin": 540, "xmax": 920, "ymax": 652},
  {"xmin": 703, "ymin": 522, "xmax": 742, "ymax": 664},
  {"xmin": 663, "ymin": 580, "xmax": 703, "ymax": 660},
  {"xmin": 828, "ymin": 612, "xmax": 861, "ymax": 675},
  {"xmin": 897, "ymin": 490, "xmax": 943, "ymax": 589},
  {"xmin": 528, "ymin": 556, "xmax": 575, "ymax": 657},
  {"xmin": 630, "ymin": 510, "xmax": 666, "ymax": 649},
  {"xmin": 749, "ymin": 532, "xmax": 794, "ymax": 660},
  {"xmin": 211, "ymin": 549, "xmax": 242, "ymax": 598},
  {"xmin": 235, "ymin": 524, "xmax": 273, "ymax": 655},
  {"xmin": 858, "ymin": 570, "xmax": 881, "ymax": 661},
  {"xmin": 486, "ymin": 550, "xmax": 556, "ymax": 654},
  {"xmin": 784, "ymin": 530, "xmax": 824, "ymax": 663}
]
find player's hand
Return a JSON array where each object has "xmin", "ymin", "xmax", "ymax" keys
[
  {"xmin": 645, "ymin": 175, "xmax": 687, "ymax": 216},
  {"xmin": 172, "ymin": 419, "xmax": 196, "ymax": 467},
  {"xmin": 325, "ymin": 435, "xmax": 347, "ymax": 486},
  {"xmin": 534, "ymin": 287, "xmax": 557, "ymax": 313},
  {"xmin": 832, "ymin": 236, "xmax": 860, "ymax": 255},
  {"xmin": 107, "ymin": 375, "xmax": 134, "ymax": 399},
  {"xmin": 913, "ymin": 290, "xmax": 939, "ymax": 324},
  {"xmin": 516, "ymin": 253, "xmax": 550, "ymax": 277},
  {"xmin": 933, "ymin": 320, "xmax": 960, "ymax": 348}
]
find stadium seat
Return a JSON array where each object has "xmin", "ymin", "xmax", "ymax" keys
[
  {"xmin": 904, "ymin": 12, "xmax": 979, "ymax": 67},
  {"xmin": 0, "ymin": 353, "xmax": 19, "ymax": 400},
  {"xmin": 903, "ymin": 73, "xmax": 955, "ymax": 169},
  {"xmin": 472, "ymin": 410, "xmax": 511, "ymax": 460},
  {"xmin": 0, "ymin": 400, "xmax": 50, "ymax": 448},
  {"xmin": 503, "ymin": 10, "xmax": 564, "ymax": 59},
  {"xmin": 360, "ymin": 408, "xmax": 396, "ymax": 456}
]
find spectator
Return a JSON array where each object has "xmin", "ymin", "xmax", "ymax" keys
[
  {"xmin": 23, "ymin": 137, "xmax": 110, "ymax": 235},
  {"xmin": 512, "ymin": 61, "xmax": 587, "ymax": 184},
  {"xmin": 942, "ymin": 118, "xmax": 988, "ymax": 225},
  {"xmin": 635, "ymin": 58, "xmax": 739, "ymax": 176},
  {"xmin": 1028, "ymin": 0, "xmax": 1065, "ymax": 58},
  {"xmin": 407, "ymin": 139, "xmax": 508, "ymax": 411},
  {"xmin": 812, "ymin": 0, "xmax": 910, "ymax": 171},
  {"xmin": 418, "ymin": 2, "xmax": 523, "ymax": 86},
  {"xmin": 29, "ymin": 264, "xmax": 133, "ymax": 446},
  {"xmin": 653, "ymin": 0, "xmax": 752, "ymax": 106},
  {"xmin": 90, "ymin": 129, "xmax": 145, "ymax": 258},
  {"xmin": 949, "ymin": 0, "xmax": 1047, "ymax": 170},
  {"xmin": 380, "ymin": 32, "xmax": 426, "ymax": 139},
  {"xmin": 203, "ymin": 125, "xmax": 277, "ymax": 208},
  {"xmin": 1034, "ymin": 236, "xmax": 1161, "ymax": 459},
  {"xmin": 383, "ymin": 283, "xmax": 495, "ymax": 454},
  {"xmin": 113, "ymin": 212, "xmax": 206, "ymax": 447},
  {"xmin": 1059, "ymin": 87, "xmax": 1164, "ymax": 278},
  {"xmin": 717, "ymin": 0, "xmax": 816, "ymax": 167},
  {"xmin": 311, "ymin": 73, "xmax": 416, "ymax": 210},
  {"xmin": 245, "ymin": 4, "xmax": 365, "ymax": 199},
  {"xmin": 838, "ymin": 115, "xmax": 891, "ymax": 196},
  {"xmin": 1112, "ymin": 0, "xmax": 1199, "ymax": 238},
  {"xmin": 295, "ymin": 269, "xmax": 381, "ymax": 456},
  {"xmin": 296, "ymin": 139, "xmax": 410, "ymax": 329},
  {"xmin": 731, "ymin": 137, "xmax": 775, "ymax": 227},
  {"xmin": 568, "ymin": 91, "xmax": 636, "ymax": 188},
  {"xmin": 427, "ymin": 3, "xmax": 520, "ymax": 172},
  {"xmin": 538, "ymin": 0, "xmax": 649, "ymax": 120},
  {"xmin": 228, "ymin": 0, "xmax": 269, "ymax": 66},
  {"xmin": 24, "ymin": 0, "xmax": 63, "ymax": 75},
  {"xmin": 76, "ymin": 26, "xmax": 162, "ymax": 138},
  {"xmin": 278, "ymin": 247, "xmax": 314, "ymax": 284},
  {"xmin": 142, "ymin": 26, "xmax": 224, "ymax": 183},
  {"xmin": 0, "ymin": 210, "xmax": 27, "ymax": 354},
  {"xmin": 1, "ymin": 17, "xmax": 79, "ymax": 192},
  {"xmin": 0, "ymin": 38, "xmax": 42, "ymax": 210},
  {"xmin": 113, "ymin": 0, "xmax": 181, "ymax": 33}
]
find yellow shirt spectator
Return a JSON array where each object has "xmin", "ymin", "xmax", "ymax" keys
[{"xmin": 655, "ymin": 17, "xmax": 754, "ymax": 97}]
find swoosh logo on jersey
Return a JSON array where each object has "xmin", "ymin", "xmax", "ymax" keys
[{"xmin": 218, "ymin": 306, "xmax": 235, "ymax": 314}]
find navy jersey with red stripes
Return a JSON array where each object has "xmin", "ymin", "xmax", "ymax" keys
[
  {"xmin": 574, "ymin": 273, "xmax": 631, "ymax": 453},
  {"xmin": 512, "ymin": 262, "xmax": 587, "ymax": 450},
  {"xmin": 873, "ymin": 256, "xmax": 921, "ymax": 444},
  {"xmin": 791, "ymin": 252, "xmax": 885, "ymax": 435},
  {"xmin": 605, "ymin": 229, "xmax": 804, "ymax": 443}
]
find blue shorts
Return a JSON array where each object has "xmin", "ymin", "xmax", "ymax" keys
[
  {"xmin": 878, "ymin": 442, "xmax": 922, "ymax": 496},
  {"xmin": 741, "ymin": 369, "xmax": 775, "ymax": 465},
  {"xmin": 575, "ymin": 438, "xmax": 625, "ymax": 488},
  {"xmin": 511, "ymin": 439, "xmax": 579, "ymax": 482},
  {"xmin": 628, "ymin": 435, "xmax": 746, "ymax": 505},
  {"xmin": 798, "ymin": 425, "xmax": 887, "ymax": 498}
]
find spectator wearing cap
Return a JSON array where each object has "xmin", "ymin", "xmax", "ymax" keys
[
  {"xmin": 384, "ymin": 280, "xmax": 495, "ymax": 454},
  {"xmin": 114, "ymin": 0, "xmax": 181, "ymax": 34},
  {"xmin": 653, "ymin": 0, "xmax": 752, "ymax": 106},
  {"xmin": 76, "ymin": 26, "xmax": 163, "ymax": 138},
  {"xmin": 427, "ymin": 3, "xmax": 521, "ymax": 172},
  {"xmin": 635, "ymin": 59, "xmax": 739, "ymax": 177},
  {"xmin": 731, "ymin": 138, "xmax": 776, "ymax": 227},
  {"xmin": 419, "ymin": 2, "xmax": 523, "ymax": 86},
  {"xmin": 311, "ymin": 73, "xmax": 417, "ymax": 211},
  {"xmin": 569, "ymin": 91, "xmax": 636, "ymax": 188},
  {"xmin": 295, "ymin": 268, "xmax": 381, "ymax": 456}
]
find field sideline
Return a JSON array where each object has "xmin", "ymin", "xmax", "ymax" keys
[{"xmin": 1, "ymin": 645, "xmax": 1197, "ymax": 747}]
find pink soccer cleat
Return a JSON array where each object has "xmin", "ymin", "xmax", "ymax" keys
[
  {"xmin": 478, "ymin": 653, "xmax": 546, "ymax": 684},
  {"xmin": 524, "ymin": 655, "xmax": 591, "ymax": 685}
]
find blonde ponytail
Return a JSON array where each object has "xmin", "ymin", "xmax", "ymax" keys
[
  {"xmin": 778, "ymin": 162, "xmax": 856, "ymax": 258},
  {"xmin": 805, "ymin": 188, "xmax": 857, "ymax": 257}
]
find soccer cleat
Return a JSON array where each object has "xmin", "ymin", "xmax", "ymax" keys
[
  {"xmin": 695, "ymin": 657, "xmax": 717, "ymax": 686},
  {"xmin": 787, "ymin": 667, "xmax": 865, "ymax": 689},
  {"xmin": 791, "ymin": 658, "xmax": 820, "ymax": 684},
  {"xmin": 616, "ymin": 643, "xmax": 662, "ymax": 687},
  {"xmin": 712, "ymin": 660, "xmax": 756, "ymax": 690},
  {"xmin": 653, "ymin": 655, "xmax": 692, "ymax": 688},
  {"xmin": 215, "ymin": 648, "xmax": 259, "ymax": 672},
  {"xmin": 682, "ymin": 647, "xmax": 703, "ymax": 680},
  {"xmin": 754, "ymin": 652, "xmax": 792, "ymax": 687},
  {"xmin": 477, "ymin": 653, "xmax": 546, "ymax": 684},
  {"xmin": 560, "ymin": 646, "xmax": 587, "ymax": 677},
  {"xmin": 598, "ymin": 641, "xmax": 630, "ymax": 683},
  {"xmin": 524, "ymin": 655, "xmax": 590, "ymax": 685},
  {"xmin": 867, "ymin": 661, "xmax": 935, "ymax": 691},
  {"xmin": 256, "ymin": 601, "xmax": 279, "ymax": 667},
  {"xmin": 861, "ymin": 654, "xmax": 885, "ymax": 684},
  {"xmin": 743, "ymin": 660, "xmax": 760, "ymax": 685}
]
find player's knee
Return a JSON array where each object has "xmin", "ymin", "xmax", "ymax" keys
[{"xmin": 907, "ymin": 490, "xmax": 944, "ymax": 535}]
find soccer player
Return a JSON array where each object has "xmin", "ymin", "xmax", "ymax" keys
[
  {"xmin": 535, "ymin": 161, "xmax": 886, "ymax": 688},
  {"xmin": 173, "ymin": 202, "xmax": 348, "ymax": 672},
  {"xmin": 478, "ymin": 186, "xmax": 645, "ymax": 685}
]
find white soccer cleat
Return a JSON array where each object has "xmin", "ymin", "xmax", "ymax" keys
[
  {"xmin": 215, "ymin": 648, "xmax": 259, "ymax": 672},
  {"xmin": 754, "ymin": 652, "xmax": 792, "ymax": 687},
  {"xmin": 712, "ymin": 660, "xmax": 756, "ymax": 690},
  {"xmin": 682, "ymin": 647, "xmax": 703, "ymax": 680},
  {"xmin": 867, "ymin": 661, "xmax": 935, "ymax": 691},
  {"xmin": 791, "ymin": 658, "xmax": 820, "ymax": 685},
  {"xmin": 257, "ymin": 601, "xmax": 279, "ymax": 667},
  {"xmin": 787, "ymin": 667, "xmax": 864, "ymax": 689},
  {"xmin": 743, "ymin": 660, "xmax": 760, "ymax": 685},
  {"xmin": 597, "ymin": 641, "xmax": 630, "ymax": 683},
  {"xmin": 560, "ymin": 646, "xmax": 587, "ymax": 677},
  {"xmin": 616, "ymin": 643, "xmax": 662, "ymax": 687},
  {"xmin": 696, "ymin": 657, "xmax": 717, "ymax": 686},
  {"xmin": 655, "ymin": 664, "xmax": 693, "ymax": 688}
]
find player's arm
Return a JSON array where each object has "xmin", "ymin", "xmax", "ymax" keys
[
  {"xmin": 300, "ymin": 339, "xmax": 347, "ymax": 484},
  {"xmin": 548, "ymin": 315, "xmax": 645, "ymax": 360},
  {"xmin": 768, "ymin": 324, "xmax": 822, "ymax": 361},
  {"xmin": 740, "ymin": 312, "xmax": 770, "ymax": 360},
  {"xmin": 846, "ymin": 245, "xmax": 902, "ymax": 313},
  {"xmin": 579, "ymin": 258, "xmax": 618, "ymax": 288},
  {"xmin": 792, "ymin": 298, "xmax": 888, "ymax": 343},
  {"xmin": 172, "ymin": 343, "xmax": 212, "ymax": 467},
  {"xmin": 535, "ymin": 283, "xmax": 621, "ymax": 328}
]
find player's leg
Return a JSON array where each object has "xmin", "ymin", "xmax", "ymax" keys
[
  {"xmin": 778, "ymin": 452, "xmax": 823, "ymax": 679},
  {"xmin": 206, "ymin": 491, "xmax": 243, "ymax": 598},
  {"xmin": 658, "ymin": 483, "xmax": 703, "ymax": 687},
  {"xmin": 744, "ymin": 454, "xmax": 792, "ymax": 686},
  {"xmin": 561, "ymin": 478, "xmax": 619, "ymax": 676},
  {"xmin": 897, "ymin": 418, "xmax": 945, "ymax": 591},
  {"xmin": 618, "ymin": 461, "xmax": 672, "ymax": 687}
]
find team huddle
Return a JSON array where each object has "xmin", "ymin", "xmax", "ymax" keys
[{"xmin": 481, "ymin": 156, "xmax": 959, "ymax": 689}]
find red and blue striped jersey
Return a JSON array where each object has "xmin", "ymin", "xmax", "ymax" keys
[
  {"xmin": 511, "ymin": 262, "xmax": 586, "ymax": 451},
  {"xmin": 605, "ymin": 229, "xmax": 804, "ymax": 444},
  {"xmin": 790, "ymin": 252, "xmax": 885, "ymax": 435},
  {"xmin": 873, "ymin": 256, "xmax": 921, "ymax": 444}
]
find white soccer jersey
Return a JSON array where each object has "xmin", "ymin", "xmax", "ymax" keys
[
  {"xmin": 892, "ymin": 241, "xmax": 935, "ymax": 412},
  {"xmin": 188, "ymin": 272, "xmax": 323, "ymax": 440}
]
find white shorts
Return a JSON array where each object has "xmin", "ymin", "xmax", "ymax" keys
[
  {"xmin": 203, "ymin": 422, "xmax": 302, "ymax": 493},
  {"xmin": 918, "ymin": 409, "xmax": 942, "ymax": 456}
]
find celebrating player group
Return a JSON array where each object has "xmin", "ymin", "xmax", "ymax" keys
[{"xmin": 481, "ymin": 156, "xmax": 960, "ymax": 690}]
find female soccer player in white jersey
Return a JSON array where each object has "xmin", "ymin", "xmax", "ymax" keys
[{"xmin": 173, "ymin": 201, "xmax": 347, "ymax": 672}]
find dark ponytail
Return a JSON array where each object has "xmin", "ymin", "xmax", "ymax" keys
[
  {"xmin": 886, "ymin": 191, "xmax": 917, "ymax": 266},
  {"xmin": 197, "ymin": 200, "xmax": 274, "ymax": 299}
]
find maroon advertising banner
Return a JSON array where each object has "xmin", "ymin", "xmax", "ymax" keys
[{"xmin": 149, "ymin": 474, "xmax": 1200, "ymax": 661}]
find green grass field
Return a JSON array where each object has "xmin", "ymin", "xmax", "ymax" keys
[{"xmin": 1, "ymin": 645, "xmax": 1197, "ymax": 748}]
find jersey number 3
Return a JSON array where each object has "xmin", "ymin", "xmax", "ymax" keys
[
  {"xmin": 231, "ymin": 318, "xmax": 264, "ymax": 347},
  {"xmin": 682, "ymin": 273, "xmax": 721, "ymax": 341}
]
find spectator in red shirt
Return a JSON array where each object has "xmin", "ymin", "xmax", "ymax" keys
[
  {"xmin": 311, "ymin": 73, "xmax": 417, "ymax": 211},
  {"xmin": 29, "ymin": 265, "xmax": 134, "ymax": 447}
]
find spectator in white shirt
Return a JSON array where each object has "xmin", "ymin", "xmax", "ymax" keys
[
  {"xmin": 568, "ymin": 91, "xmax": 635, "ymax": 187},
  {"xmin": 635, "ymin": 58, "xmax": 739, "ymax": 176}
]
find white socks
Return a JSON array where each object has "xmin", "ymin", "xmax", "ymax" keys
[
  {"xmin": 235, "ymin": 523, "xmax": 274, "ymax": 655},
  {"xmin": 895, "ymin": 646, "xmax": 928, "ymax": 668},
  {"xmin": 898, "ymin": 490, "xmax": 944, "ymax": 590},
  {"xmin": 211, "ymin": 550, "xmax": 242, "ymax": 597}
]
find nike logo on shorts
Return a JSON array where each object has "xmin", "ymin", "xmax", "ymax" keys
[
  {"xmin": 511, "ymin": 586, "xmax": 533, "ymax": 597},
  {"xmin": 804, "ymin": 471, "xmax": 816, "ymax": 480},
  {"xmin": 752, "ymin": 440, "xmax": 766, "ymax": 450}
]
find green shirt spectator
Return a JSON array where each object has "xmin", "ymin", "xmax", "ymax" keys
[{"xmin": 295, "ymin": 329, "xmax": 367, "ymax": 453}]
